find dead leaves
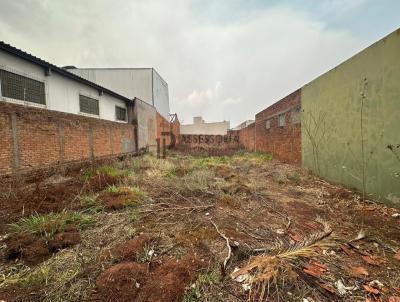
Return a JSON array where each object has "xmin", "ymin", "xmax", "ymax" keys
[
  {"xmin": 389, "ymin": 297, "xmax": 400, "ymax": 302},
  {"xmin": 394, "ymin": 251, "xmax": 400, "ymax": 261},
  {"xmin": 362, "ymin": 255, "xmax": 386, "ymax": 266},
  {"xmin": 303, "ymin": 261, "xmax": 327, "ymax": 278},
  {"xmin": 350, "ymin": 266, "xmax": 369, "ymax": 277},
  {"xmin": 363, "ymin": 285, "xmax": 379, "ymax": 295}
]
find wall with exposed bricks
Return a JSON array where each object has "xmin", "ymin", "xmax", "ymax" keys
[
  {"xmin": 254, "ymin": 89, "xmax": 301, "ymax": 164},
  {"xmin": 0, "ymin": 102, "xmax": 135, "ymax": 176},
  {"xmin": 156, "ymin": 112, "xmax": 171, "ymax": 147},
  {"xmin": 236, "ymin": 123, "xmax": 255, "ymax": 151},
  {"xmin": 177, "ymin": 133, "xmax": 239, "ymax": 153}
]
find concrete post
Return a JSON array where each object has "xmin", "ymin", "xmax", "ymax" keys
[
  {"xmin": 58, "ymin": 122, "xmax": 65, "ymax": 162},
  {"xmin": 88, "ymin": 124, "xmax": 94, "ymax": 161},
  {"xmin": 156, "ymin": 138, "xmax": 160, "ymax": 159},
  {"xmin": 10, "ymin": 113, "xmax": 20, "ymax": 170},
  {"xmin": 162, "ymin": 137, "xmax": 166, "ymax": 159}
]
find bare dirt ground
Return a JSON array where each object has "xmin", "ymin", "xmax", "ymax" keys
[{"xmin": 0, "ymin": 151, "xmax": 399, "ymax": 302}]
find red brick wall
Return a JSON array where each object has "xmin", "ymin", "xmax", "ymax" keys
[
  {"xmin": 156, "ymin": 112, "xmax": 171, "ymax": 147},
  {"xmin": 0, "ymin": 114, "xmax": 12, "ymax": 174},
  {"xmin": 255, "ymin": 89, "xmax": 301, "ymax": 164},
  {"xmin": 178, "ymin": 133, "xmax": 239, "ymax": 151},
  {"xmin": 170, "ymin": 116, "xmax": 180, "ymax": 146},
  {"xmin": 236, "ymin": 123, "xmax": 255, "ymax": 151},
  {"xmin": 0, "ymin": 102, "xmax": 135, "ymax": 176}
]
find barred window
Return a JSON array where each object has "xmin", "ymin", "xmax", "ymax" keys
[
  {"xmin": 115, "ymin": 106, "xmax": 127, "ymax": 121},
  {"xmin": 0, "ymin": 69, "xmax": 45, "ymax": 104},
  {"xmin": 79, "ymin": 95, "xmax": 99, "ymax": 115}
]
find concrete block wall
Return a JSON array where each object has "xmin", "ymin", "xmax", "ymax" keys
[
  {"xmin": 0, "ymin": 102, "xmax": 135, "ymax": 176},
  {"xmin": 253, "ymin": 89, "xmax": 301, "ymax": 164}
]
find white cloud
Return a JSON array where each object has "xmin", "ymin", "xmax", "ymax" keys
[{"xmin": 0, "ymin": 0, "xmax": 368, "ymax": 125}]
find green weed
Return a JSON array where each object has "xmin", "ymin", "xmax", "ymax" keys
[
  {"xmin": 80, "ymin": 195, "xmax": 104, "ymax": 213},
  {"xmin": 106, "ymin": 184, "xmax": 120, "ymax": 193},
  {"xmin": 9, "ymin": 211, "xmax": 93, "ymax": 239}
]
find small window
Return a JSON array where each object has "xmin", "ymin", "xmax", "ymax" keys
[
  {"xmin": 79, "ymin": 95, "xmax": 99, "ymax": 115},
  {"xmin": 0, "ymin": 69, "xmax": 45, "ymax": 104},
  {"xmin": 279, "ymin": 113, "xmax": 286, "ymax": 127},
  {"xmin": 265, "ymin": 119, "xmax": 271, "ymax": 129},
  {"xmin": 115, "ymin": 106, "xmax": 127, "ymax": 121}
]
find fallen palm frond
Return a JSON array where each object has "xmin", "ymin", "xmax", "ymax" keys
[{"xmin": 231, "ymin": 220, "xmax": 333, "ymax": 301}]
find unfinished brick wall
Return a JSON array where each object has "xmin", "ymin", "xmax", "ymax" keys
[
  {"xmin": 255, "ymin": 89, "xmax": 301, "ymax": 164},
  {"xmin": 0, "ymin": 102, "xmax": 135, "ymax": 176},
  {"xmin": 156, "ymin": 112, "xmax": 171, "ymax": 148},
  {"xmin": 170, "ymin": 115, "xmax": 180, "ymax": 147},
  {"xmin": 177, "ymin": 133, "xmax": 239, "ymax": 154},
  {"xmin": 236, "ymin": 123, "xmax": 255, "ymax": 151}
]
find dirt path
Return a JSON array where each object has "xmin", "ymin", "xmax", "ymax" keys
[{"xmin": 0, "ymin": 152, "xmax": 399, "ymax": 302}]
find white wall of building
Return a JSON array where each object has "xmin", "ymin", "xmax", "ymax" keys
[
  {"xmin": 70, "ymin": 68, "xmax": 170, "ymax": 120},
  {"xmin": 0, "ymin": 50, "xmax": 127, "ymax": 122},
  {"xmin": 152, "ymin": 70, "xmax": 170, "ymax": 120}
]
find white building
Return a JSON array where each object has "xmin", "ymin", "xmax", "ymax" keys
[
  {"xmin": 0, "ymin": 42, "xmax": 130, "ymax": 123},
  {"xmin": 232, "ymin": 120, "xmax": 254, "ymax": 131},
  {"xmin": 68, "ymin": 68, "xmax": 170, "ymax": 120},
  {"xmin": 180, "ymin": 116, "xmax": 230, "ymax": 135}
]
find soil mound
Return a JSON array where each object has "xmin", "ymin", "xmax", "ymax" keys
[
  {"xmin": 97, "ymin": 190, "xmax": 136, "ymax": 210},
  {"xmin": 137, "ymin": 254, "xmax": 205, "ymax": 302},
  {"xmin": 109, "ymin": 234, "xmax": 153, "ymax": 262},
  {"xmin": 5, "ymin": 229, "xmax": 81, "ymax": 265},
  {"xmin": 95, "ymin": 262, "xmax": 148, "ymax": 302},
  {"xmin": 94, "ymin": 254, "xmax": 204, "ymax": 302},
  {"xmin": 89, "ymin": 174, "xmax": 119, "ymax": 191}
]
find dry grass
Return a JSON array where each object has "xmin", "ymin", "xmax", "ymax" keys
[{"xmin": 231, "ymin": 221, "xmax": 333, "ymax": 301}]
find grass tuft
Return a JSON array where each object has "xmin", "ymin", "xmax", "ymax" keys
[{"xmin": 9, "ymin": 211, "xmax": 93, "ymax": 239}]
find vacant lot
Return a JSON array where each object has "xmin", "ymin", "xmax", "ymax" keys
[{"xmin": 0, "ymin": 151, "xmax": 399, "ymax": 302}]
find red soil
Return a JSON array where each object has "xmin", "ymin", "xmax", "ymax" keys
[
  {"xmin": 4, "ymin": 229, "xmax": 80, "ymax": 266},
  {"xmin": 95, "ymin": 262, "xmax": 148, "ymax": 302},
  {"xmin": 97, "ymin": 190, "xmax": 137, "ymax": 210},
  {"xmin": 108, "ymin": 234, "xmax": 153, "ymax": 262},
  {"xmin": 94, "ymin": 254, "xmax": 205, "ymax": 302}
]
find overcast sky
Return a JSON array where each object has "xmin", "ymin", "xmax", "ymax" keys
[{"xmin": 0, "ymin": 0, "xmax": 399, "ymax": 126}]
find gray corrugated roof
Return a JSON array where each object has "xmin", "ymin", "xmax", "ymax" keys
[{"xmin": 0, "ymin": 41, "xmax": 132, "ymax": 103}]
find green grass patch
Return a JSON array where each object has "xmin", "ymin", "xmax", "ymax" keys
[
  {"xmin": 80, "ymin": 195, "xmax": 104, "ymax": 213},
  {"xmin": 9, "ymin": 211, "xmax": 93, "ymax": 239},
  {"xmin": 81, "ymin": 164, "xmax": 124, "ymax": 181},
  {"xmin": 106, "ymin": 184, "xmax": 120, "ymax": 193}
]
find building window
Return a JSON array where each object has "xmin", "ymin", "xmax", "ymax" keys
[
  {"xmin": 79, "ymin": 95, "xmax": 99, "ymax": 115},
  {"xmin": 115, "ymin": 106, "xmax": 127, "ymax": 121},
  {"xmin": 279, "ymin": 113, "xmax": 286, "ymax": 127},
  {"xmin": 266, "ymin": 119, "xmax": 271, "ymax": 129},
  {"xmin": 0, "ymin": 69, "xmax": 45, "ymax": 104}
]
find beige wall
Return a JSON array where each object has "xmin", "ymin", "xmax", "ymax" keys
[
  {"xmin": 180, "ymin": 117, "xmax": 230, "ymax": 135},
  {"xmin": 133, "ymin": 98, "xmax": 157, "ymax": 152}
]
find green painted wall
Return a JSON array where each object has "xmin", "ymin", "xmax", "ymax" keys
[{"xmin": 301, "ymin": 28, "xmax": 400, "ymax": 207}]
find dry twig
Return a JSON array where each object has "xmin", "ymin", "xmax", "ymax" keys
[{"xmin": 210, "ymin": 219, "xmax": 232, "ymax": 272}]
